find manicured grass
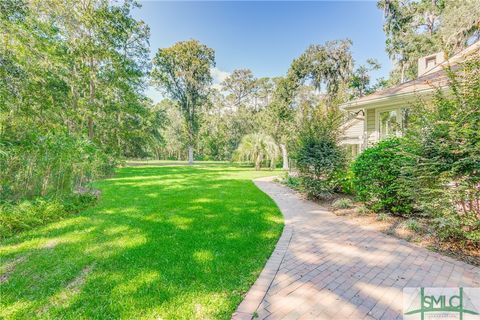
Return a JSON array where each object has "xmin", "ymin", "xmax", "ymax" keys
[{"xmin": 0, "ymin": 164, "xmax": 283, "ymax": 319}]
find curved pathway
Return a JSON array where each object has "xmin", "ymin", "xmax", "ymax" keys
[{"xmin": 233, "ymin": 177, "xmax": 480, "ymax": 320}]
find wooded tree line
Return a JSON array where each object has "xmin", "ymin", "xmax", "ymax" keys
[
  {"xmin": 152, "ymin": 1, "xmax": 480, "ymax": 167},
  {"xmin": 378, "ymin": 0, "xmax": 480, "ymax": 83},
  {"xmin": 152, "ymin": 39, "xmax": 380, "ymax": 167},
  {"xmin": 1, "ymin": 0, "xmax": 163, "ymax": 203},
  {"xmin": 1, "ymin": 0, "xmax": 479, "ymax": 203}
]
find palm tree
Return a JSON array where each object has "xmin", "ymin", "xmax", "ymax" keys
[{"xmin": 235, "ymin": 133, "xmax": 279, "ymax": 170}]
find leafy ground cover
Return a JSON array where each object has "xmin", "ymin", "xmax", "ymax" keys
[{"xmin": 0, "ymin": 163, "xmax": 283, "ymax": 319}]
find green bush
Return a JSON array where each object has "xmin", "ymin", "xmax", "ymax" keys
[
  {"xmin": 433, "ymin": 211, "xmax": 480, "ymax": 242},
  {"xmin": 0, "ymin": 129, "xmax": 115, "ymax": 201},
  {"xmin": 351, "ymin": 137, "xmax": 415, "ymax": 215},
  {"xmin": 295, "ymin": 138, "xmax": 346, "ymax": 199},
  {"xmin": 282, "ymin": 173, "xmax": 302, "ymax": 191},
  {"xmin": 299, "ymin": 175, "xmax": 338, "ymax": 199},
  {"xmin": 291, "ymin": 106, "xmax": 346, "ymax": 200},
  {"xmin": 0, "ymin": 192, "xmax": 98, "ymax": 238},
  {"xmin": 356, "ymin": 205, "xmax": 370, "ymax": 215},
  {"xmin": 402, "ymin": 57, "xmax": 480, "ymax": 244},
  {"xmin": 376, "ymin": 213, "xmax": 388, "ymax": 221},
  {"xmin": 336, "ymin": 168, "xmax": 355, "ymax": 195},
  {"xmin": 291, "ymin": 105, "xmax": 346, "ymax": 199}
]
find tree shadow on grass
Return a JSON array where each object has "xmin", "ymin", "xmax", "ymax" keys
[{"xmin": 0, "ymin": 166, "xmax": 283, "ymax": 319}]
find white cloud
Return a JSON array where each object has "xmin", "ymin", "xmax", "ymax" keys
[{"xmin": 211, "ymin": 67, "xmax": 230, "ymax": 90}]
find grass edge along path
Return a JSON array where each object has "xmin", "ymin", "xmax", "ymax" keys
[{"xmin": 0, "ymin": 164, "xmax": 284, "ymax": 319}]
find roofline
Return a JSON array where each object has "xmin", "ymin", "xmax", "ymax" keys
[
  {"xmin": 424, "ymin": 40, "xmax": 480, "ymax": 75},
  {"xmin": 340, "ymin": 40, "xmax": 480, "ymax": 112},
  {"xmin": 340, "ymin": 86, "xmax": 447, "ymax": 111}
]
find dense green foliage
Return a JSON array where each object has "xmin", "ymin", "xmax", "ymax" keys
[
  {"xmin": 151, "ymin": 40, "xmax": 215, "ymax": 164},
  {"xmin": 402, "ymin": 58, "xmax": 480, "ymax": 242},
  {"xmin": 0, "ymin": 192, "xmax": 97, "ymax": 238},
  {"xmin": 351, "ymin": 138, "xmax": 415, "ymax": 215},
  {"xmin": 0, "ymin": 164, "xmax": 283, "ymax": 319},
  {"xmin": 1, "ymin": 131, "xmax": 114, "ymax": 201},
  {"xmin": 234, "ymin": 133, "xmax": 279, "ymax": 170},
  {"xmin": 378, "ymin": 0, "xmax": 480, "ymax": 83},
  {"xmin": 1, "ymin": 1, "xmax": 163, "ymax": 226},
  {"xmin": 292, "ymin": 107, "xmax": 346, "ymax": 199},
  {"xmin": 349, "ymin": 57, "xmax": 480, "ymax": 244},
  {"xmin": 0, "ymin": 1, "xmax": 160, "ymax": 181}
]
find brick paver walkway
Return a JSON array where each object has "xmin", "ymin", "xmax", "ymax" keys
[{"xmin": 233, "ymin": 177, "xmax": 480, "ymax": 320}]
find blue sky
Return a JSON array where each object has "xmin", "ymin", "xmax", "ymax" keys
[{"xmin": 134, "ymin": 1, "xmax": 392, "ymax": 102}]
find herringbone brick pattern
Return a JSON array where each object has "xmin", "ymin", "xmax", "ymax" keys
[{"xmin": 234, "ymin": 178, "xmax": 480, "ymax": 320}]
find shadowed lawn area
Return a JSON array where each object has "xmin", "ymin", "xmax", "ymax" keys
[{"xmin": 0, "ymin": 164, "xmax": 283, "ymax": 319}]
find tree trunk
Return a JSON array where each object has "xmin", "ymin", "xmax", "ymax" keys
[
  {"xmin": 280, "ymin": 144, "xmax": 289, "ymax": 170},
  {"xmin": 188, "ymin": 146, "xmax": 194, "ymax": 165},
  {"xmin": 400, "ymin": 63, "xmax": 406, "ymax": 83},
  {"xmin": 88, "ymin": 116, "xmax": 94, "ymax": 140},
  {"xmin": 88, "ymin": 57, "xmax": 95, "ymax": 141},
  {"xmin": 255, "ymin": 154, "xmax": 262, "ymax": 171},
  {"xmin": 270, "ymin": 159, "xmax": 276, "ymax": 170}
]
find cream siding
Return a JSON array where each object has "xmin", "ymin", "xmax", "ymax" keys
[
  {"xmin": 340, "ymin": 42, "xmax": 479, "ymax": 151},
  {"xmin": 341, "ymin": 117, "xmax": 363, "ymax": 144},
  {"xmin": 366, "ymin": 109, "xmax": 376, "ymax": 145}
]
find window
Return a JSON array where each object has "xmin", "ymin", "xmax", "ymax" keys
[
  {"xmin": 379, "ymin": 110, "xmax": 400, "ymax": 139},
  {"xmin": 375, "ymin": 107, "xmax": 408, "ymax": 141}
]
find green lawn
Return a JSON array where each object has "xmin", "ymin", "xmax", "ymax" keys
[{"xmin": 0, "ymin": 164, "xmax": 283, "ymax": 319}]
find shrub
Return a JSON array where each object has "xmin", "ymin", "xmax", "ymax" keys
[
  {"xmin": 356, "ymin": 205, "xmax": 370, "ymax": 215},
  {"xmin": 403, "ymin": 57, "xmax": 480, "ymax": 243},
  {"xmin": 0, "ymin": 191, "xmax": 98, "ymax": 238},
  {"xmin": 298, "ymin": 175, "xmax": 336, "ymax": 200},
  {"xmin": 293, "ymin": 107, "xmax": 346, "ymax": 199},
  {"xmin": 336, "ymin": 167, "xmax": 355, "ymax": 195},
  {"xmin": 351, "ymin": 137, "xmax": 415, "ymax": 215},
  {"xmin": 282, "ymin": 173, "xmax": 302, "ymax": 191},
  {"xmin": 0, "ymin": 129, "xmax": 115, "ymax": 201},
  {"xmin": 433, "ymin": 211, "xmax": 480, "ymax": 242},
  {"xmin": 332, "ymin": 198, "xmax": 353, "ymax": 209}
]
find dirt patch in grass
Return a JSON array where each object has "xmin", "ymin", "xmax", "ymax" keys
[
  {"xmin": 65, "ymin": 264, "xmax": 95, "ymax": 291},
  {"xmin": 38, "ymin": 263, "xmax": 95, "ymax": 315},
  {"xmin": 41, "ymin": 239, "xmax": 59, "ymax": 249},
  {"xmin": 329, "ymin": 201, "xmax": 480, "ymax": 267},
  {"xmin": 0, "ymin": 166, "xmax": 283, "ymax": 319},
  {"xmin": 0, "ymin": 254, "xmax": 30, "ymax": 284}
]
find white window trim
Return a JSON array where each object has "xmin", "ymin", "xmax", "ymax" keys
[{"xmin": 375, "ymin": 106, "xmax": 402, "ymax": 141}]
